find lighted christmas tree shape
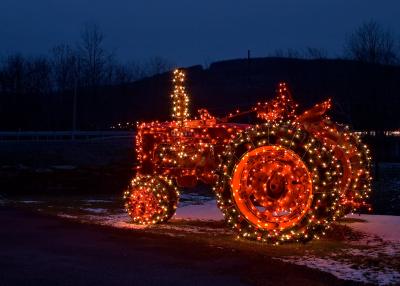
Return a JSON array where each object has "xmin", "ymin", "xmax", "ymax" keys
[{"xmin": 171, "ymin": 69, "xmax": 189, "ymax": 123}]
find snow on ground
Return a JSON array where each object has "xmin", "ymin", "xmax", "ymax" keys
[
  {"xmin": 171, "ymin": 199, "xmax": 400, "ymax": 285},
  {"xmin": 73, "ymin": 199, "xmax": 228, "ymax": 236},
  {"xmin": 278, "ymin": 214, "xmax": 400, "ymax": 285},
  {"xmin": 80, "ymin": 208, "xmax": 108, "ymax": 214},
  {"xmin": 6, "ymin": 195, "xmax": 400, "ymax": 285},
  {"xmin": 277, "ymin": 256, "xmax": 400, "ymax": 285},
  {"xmin": 78, "ymin": 212, "xmax": 228, "ymax": 236},
  {"xmin": 58, "ymin": 213, "xmax": 79, "ymax": 219},
  {"xmin": 83, "ymin": 213, "xmax": 147, "ymax": 230},
  {"xmin": 82, "ymin": 199, "xmax": 113, "ymax": 203},
  {"xmin": 174, "ymin": 199, "xmax": 223, "ymax": 221},
  {"xmin": 178, "ymin": 193, "xmax": 215, "ymax": 207},
  {"xmin": 345, "ymin": 214, "xmax": 400, "ymax": 242}
]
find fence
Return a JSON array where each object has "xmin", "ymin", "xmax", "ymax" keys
[{"xmin": 0, "ymin": 131, "xmax": 135, "ymax": 141}]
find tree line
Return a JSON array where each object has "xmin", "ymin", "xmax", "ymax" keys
[
  {"xmin": 0, "ymin": 20, "xmax": 399, "ymax": 130},
  {"xmin": 0, "ymin": 24, "xmax": 173, "ymax": 130}
]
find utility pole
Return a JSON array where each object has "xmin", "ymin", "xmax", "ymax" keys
[
  {"xmin": 72, "ymin": 57, "xmax": 80, "ymax": 140},
  {"xmin": 72, "ymin": 77, "xmax": 77, "ymax": 140},
  {"xmin": 247, "ymin": 49, "xmax": 251, "ymax": 89},
  {"xmin": 246, "ymin": 49, "xmax": 252, "ymax": 122}
]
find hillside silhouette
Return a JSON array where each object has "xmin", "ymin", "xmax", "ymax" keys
[
  {"xmin": 1, "ymin": 57, "xmax": 399, "ymax": 131},
  {"xmin": 105, "ymin": 57, "xmax": 399, "ymax": 131}
]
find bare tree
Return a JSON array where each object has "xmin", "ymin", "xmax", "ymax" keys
[
  {"xmin": 24, "ymin": 56, "xmax": 52, "ymax": 96},
  {"xmin": 144, "ymin": 56, "xmax": 174, "ymax": 76},
  {"xmin": 112, "ymin": 63, "xmax": 137, "ymax": 84},
  {"xmin": 270, "ymin": 47, "xmax": 328, "ymax": 60},
  {"xmin": 345, "ymin": 20, "xmax": 397, "ymax": 65},
  {"xmin": 304, "ymin": 47, "xmax": 328, "ymax": 59},
  {"xmin": 270, "ymin": 48, "xmax": 303, "ymax": 59},
  {"xmin": 101, "ymin": 59, "xmax": 146, "ymax": 85},
  {"xmin": 78, "ymin": 24, "xmax": 109, "ymax": 87},
  {"xmin": 1, "ymin": 54, "xmax": 26, "ymax": 94},
  {"xmin": 51, "ymin": 44, "xmax": 78, "ymax": 92},
  {"xmin": 128, "ymin": 61, "xmax": 148, "ymax": 80},
  {"xmin": 345, "ymin": 21, "xmax": 399, "ymax": 178}
]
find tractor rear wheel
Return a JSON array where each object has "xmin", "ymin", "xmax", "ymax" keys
[
  {"xmin": 124, "ymin": 175, "xmax": 179, "ymax": 225},
  {"xmin": 215, "ymin": 122, "xmax": 342, "ymax": 243}
]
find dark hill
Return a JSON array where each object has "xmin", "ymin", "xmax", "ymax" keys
[{"xmin": 95, "ymin": 57, "xmax": 400, "ymax": 131}]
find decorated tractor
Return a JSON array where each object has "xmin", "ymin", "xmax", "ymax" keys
[{"xmin": 124, "ymin": 69, "xmax": 372, "ymax": 243}]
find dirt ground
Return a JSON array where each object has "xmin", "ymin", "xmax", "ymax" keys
[{"xmin": 0, "ymin": 206, "xmax": 362, "ymax": 286}]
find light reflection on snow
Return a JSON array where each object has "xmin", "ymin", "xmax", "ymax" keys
[
  {"xmin": 278, "ymin": 215, "xmax": 400, "ymax": 285},
  {"xmin": 277, "ymin": 256, "xmax": 400, "ymax": 285},
  {"xmin": 174, "ymin": 199, "xmax": 223, "ymax": 221}
]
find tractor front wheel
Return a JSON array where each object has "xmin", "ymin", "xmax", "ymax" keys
[{"xmin": 124, "ymin": 175, "xmax": 179, "ymax": 225}]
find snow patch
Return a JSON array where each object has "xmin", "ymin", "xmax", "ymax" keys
[
  {"xmin": 20, "ymin": 200, "xmax": 41, "ymax": 204},
  {"xmin": 345, "ymin": 214, "xmax": 400, "ymax": 242},
  {"xmin": 178, "ymin": 193, "xmax": 214, "ymax": 206},
  {"xmin": 11, "ymin": 193, "xmax": 400, "ymax": 285},
  {"xmin": 81, "ymin": 208, "xmax": 108, "ymax": 214},
  {"xmin": 279, "ymin": 214, "xmax": 400, "ymax": 285},
  {"xmin": 58, "ymin": 213, "xmax": 79, "ymax": 219},
  {"xmin": 83, "ymin": 199, "xmax": 113, "ymax": 203},
  {"xmin": 83, "ymin": 213, "xmax": 147, "ymax": 230},
  {"xmin": 156, "ymin": 224, "xmax": 229, "ymax": 235},
  {"xmin": 174, "ymin": 199, "xmax": 223, "ymax": 221},
  {"xmin": 81, "ymin": 212, "xmax": 229, "ymax": 236},
  {"xmin": 277, "ymin": 256, "xmax": 400, "ymax": 285}
]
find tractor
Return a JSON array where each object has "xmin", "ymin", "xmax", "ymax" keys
[{"xmin": 124, "ymin": 69, "xmax": 372, "ymax": 243}]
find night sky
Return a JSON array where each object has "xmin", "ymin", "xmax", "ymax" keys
[{"xmin": 1, "ymin": 0, "xmax": 399, "ymax": 66}]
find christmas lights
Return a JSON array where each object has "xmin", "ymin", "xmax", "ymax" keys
[
  {"xmin": 171, "ymin": 69, "xmax": 189, "ymax": 123},
  {"xmin": 124, "ymin": 175, "xmax": 179, "ymax": 224},
  {"xmin": 124, "ymin": 70, "xmax": 372, "ymax": 243}
]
